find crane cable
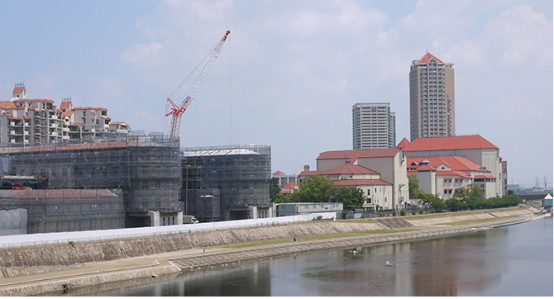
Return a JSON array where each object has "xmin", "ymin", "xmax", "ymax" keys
[{"xmin": 228, "ymin": 35, "xmax": 233, "ymax": 144}]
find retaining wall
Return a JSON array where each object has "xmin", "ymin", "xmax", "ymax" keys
[{"xmin": 0, "ymin": 221, "xmax": 380, "ymax": 273}]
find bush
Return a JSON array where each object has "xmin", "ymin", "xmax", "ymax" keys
[{"xmin": 400, "ymin": 209, "xmax": 406, "ymax": 216}]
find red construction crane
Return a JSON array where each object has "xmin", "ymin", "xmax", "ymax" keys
[{"xmin": 165, "ymin": 30, "xmax": 230, "ymax": 140}]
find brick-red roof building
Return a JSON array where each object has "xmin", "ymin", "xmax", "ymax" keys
[{"xmin": 403, "ymin": 135, "xmax": 498, "ymax": 152}]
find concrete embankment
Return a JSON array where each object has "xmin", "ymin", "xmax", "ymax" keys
[{"xmin": 0, "ymin": 206, "xmax": 543, "ymax": 296}]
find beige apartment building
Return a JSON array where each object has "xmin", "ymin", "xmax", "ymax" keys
[
  {"xmin": 0, "ymin": 84, "xmax": 129, "ymax": 146},
  {"xmin": 409, "ymin": 52, "xmax": 455, "ymax": 140}
]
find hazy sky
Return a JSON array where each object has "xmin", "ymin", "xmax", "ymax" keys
[{"xmin": 0, "ymin": 0, "xmax": 552, "ymax": 188}]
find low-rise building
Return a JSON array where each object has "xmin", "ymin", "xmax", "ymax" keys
[
  {"xmin": 400, "ymin": 135, "xmax": 506, "ymax": 198},
  {"xmin": 407, "ymin": 156, "xmax": 496, "ymax": 199},
  {"xmin": 300, "ymin": 148, "xmax": 409, "ymax": 211},
  {"xmin": 272, "ymin": 170, "xmax": 298, "ymax": 187},
  {"xmin": 274, "ymin": 202, "xmax": 343, "ymax": 217}
]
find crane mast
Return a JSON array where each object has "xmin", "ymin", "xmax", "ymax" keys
[{"xmin": 166, "ymin": 30, "xmax": 230, "ymax": 140}]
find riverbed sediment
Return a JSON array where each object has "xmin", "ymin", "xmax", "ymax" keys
[{"xmin": 0, "ymin": 206, "xmax": 545, "ymax": 296}]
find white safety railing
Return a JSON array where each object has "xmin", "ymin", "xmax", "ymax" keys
[{"xmin": 0, "ymin": 212, "xmax": 337, "ymax": 249}]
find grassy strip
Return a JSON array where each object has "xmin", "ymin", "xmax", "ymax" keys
[
  {"xmin": 402, "ymin": 206, "xmax": 522, "ymax": 220},
  {"xmin": 442, "ymin": 215, "xmax": 518, "ymax": 226},
  {"xmin": 218, "ymin": 228, "xmax": 418, "ymax": 249}
]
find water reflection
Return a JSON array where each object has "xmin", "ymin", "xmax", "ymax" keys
[{"xmin": 93, "ymin": 217, "xmax": 552, "ymax": 296}]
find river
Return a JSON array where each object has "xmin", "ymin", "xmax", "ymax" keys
[{"xmin": 92, "ymin": 216, "xmax": 552, "ymax": 296}]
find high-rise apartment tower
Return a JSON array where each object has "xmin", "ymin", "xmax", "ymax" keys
[
  {"xmin": 409, "ymin": 52, "xmax": 455, "ymax": 140},
  {"xmin": 352, "ymin": 102, "xmax": 396, "ymax": 149}
]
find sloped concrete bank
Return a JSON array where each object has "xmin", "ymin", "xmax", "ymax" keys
[
  {"xmin": 0, "ymin": 207, "xmax": 542, "ymax": 296},
  {"xmin": 0, "ymin": 264, "xmax": 180, "ymax": 297}
]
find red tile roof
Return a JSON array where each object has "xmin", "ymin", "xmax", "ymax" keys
[
  {"xmin": 334, "ymin": 179, "xmax": 391, "ymax": 187},
  {"xmin": 299, "ymin": 163, "xmax": 378, "ymax": 177},
  {"xmin": 416, "ymin": 164, "xmax": 436, "ymax": 171},
  {"xmin": 12, "ymin": 86, "xmax": 25, "ymax": 95},
  {"xmin": 272, "ymin": 170, "xmax": 285, "ymax": 176},
  {"xmin": 403, "ymin": 135, "xmax": 498, "ymax": 152},
  {"xmin": 0, "ymin": 101, "xmax": 18, "ymax": 109},
  {"xmin": 436, "ymin": 170, "xmax": 471, "ymax": 178},
  {"xmin": 60, "ymin": 101, "xmax": 72, "ymax": 110},
  {"xmin": 408, "ymin": 156, "xmax": 488, "ymax": 172},
  {"xmin": 317, "ymin": 148, "xmax": 399, "ymax": 161},
  {"xmin": 418, "ymin": 52, "xmax": 444, "ymax": 64},
  {"xmin": 282, "ymin": 182, "xmax": 298, "ymax": 189},
  {"xmin": 474, "ymin": 175, "xmax": 497, "ymax": 179},
  {"xmin": 396, "ymin": 137, "xmax": 410, "ymax": 149}
]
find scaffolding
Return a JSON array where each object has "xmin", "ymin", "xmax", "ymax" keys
[
  {"xmin": 0, "ymin": 134, "xmax": 182, "ymax": 230},
  {"xmin": 0, "ymin": 189, "xmax": 125, "ymax": 233},
  {"xmin": 181, "ymin": 145, "xmax": 271, "ymax": 221}
]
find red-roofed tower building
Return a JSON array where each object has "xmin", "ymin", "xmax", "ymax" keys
[{"xmin": 409, "ymin": 52, "xmax": 455, "ymax": 140}]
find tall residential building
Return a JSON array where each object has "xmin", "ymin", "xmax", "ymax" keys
[
  {"xmin": 409, "ymin": 52, "xmax": 455, "ymax": 140},
  {"xmin": 352, "ymin": 102, "xmax": 396, "ymax": 149}
]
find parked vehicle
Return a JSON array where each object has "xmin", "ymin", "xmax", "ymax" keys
[{"xmin": 183, "ymin": 215, "xmax": 199, "ymax": 224}]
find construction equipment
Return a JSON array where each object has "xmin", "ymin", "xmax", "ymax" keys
[{"xmin": 165, "ymin": 30, "xmax": 230, "ymax": 140}]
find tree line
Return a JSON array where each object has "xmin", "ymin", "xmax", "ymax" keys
[
  {"xmin": 270, "ymin": 176, "xmax": 365, "ymax": 211},
  {"xmin": 271, "ymin": 175, "xmax": 521, "ymax": 213},
  {"xmin": 409, "ymin": 175, "xmax": 521, "ymax": 212}
]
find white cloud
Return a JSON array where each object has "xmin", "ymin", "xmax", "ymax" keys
[
  {"xmin": 9, "ymin": 0, "xmax": 543, "ymax": 182},
  {"xmin": 121, "ymin": 42, "xmax": 163, "ymax": 69},
  {"xmin": 483, "ymin": 5, "xmax": 552, "ymax": 65}
]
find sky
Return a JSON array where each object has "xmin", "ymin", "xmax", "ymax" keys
[{"xmin": 0, "ymin": 0, "xmax": 552, "ymax": 188}]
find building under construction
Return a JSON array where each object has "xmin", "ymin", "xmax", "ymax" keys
[
  {"xmin": 0, "ymin": 136, "xmax": 273, "ymax": 235},
  {"xmin": 0, "ymin": 134, "xmax": 182, "ymax": 234},
  {"xmin": 181, "ymin": 145, "xmax": 272, "ymax": 222}
]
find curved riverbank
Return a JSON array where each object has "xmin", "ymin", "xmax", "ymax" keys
[{"xmin": 0, "ymin": 206, "xmax": 546, "ymax": 296}]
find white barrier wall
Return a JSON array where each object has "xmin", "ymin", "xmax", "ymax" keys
[
  {"xmin": 0, "ymin": 212, "xmax": 337, "ymax": 248},
  {"xmin": 0, "ymin": 209, "xmax": 27, "ymax": 236}
]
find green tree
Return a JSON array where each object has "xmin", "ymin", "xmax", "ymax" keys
[
  {"xmin": 295, "ymin": 176, "xmax": 338, "ymax": 202},
  {"xmin": 269, "ymin": 177, "xmax": 281, "ymax": 201},
  {"xmin": 408, "ymin": 175, "xmax": 420, "ymax": 199},
  {"xmin": 467, "ymin": 184, "xmax": 485, "ymax": 201},
  {"xmin": 272, "ymin": 193, "xmax": 293, "ymax": 203},
  {"xmin": 336, "ymin": 187, "xmax": 365, "ymax": 211}
]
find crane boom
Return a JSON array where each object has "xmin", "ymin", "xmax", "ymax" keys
[{"xmin": 166, "ymin": 30, "xmax": 230, "ymax": 140}]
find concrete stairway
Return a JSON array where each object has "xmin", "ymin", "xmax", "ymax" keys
[{"xmin": 373, "ymin": 218, "xmax": 414, "ymax": 229}]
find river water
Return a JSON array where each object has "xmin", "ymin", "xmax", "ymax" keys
[{"xmin": 93, "ymin": 217, "xmax": 552, "ymax": 296}]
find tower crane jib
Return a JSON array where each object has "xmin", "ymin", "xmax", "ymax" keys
[{"xmin": 166, "ymin": 30, "xmax": 230, "ymax": 140}]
